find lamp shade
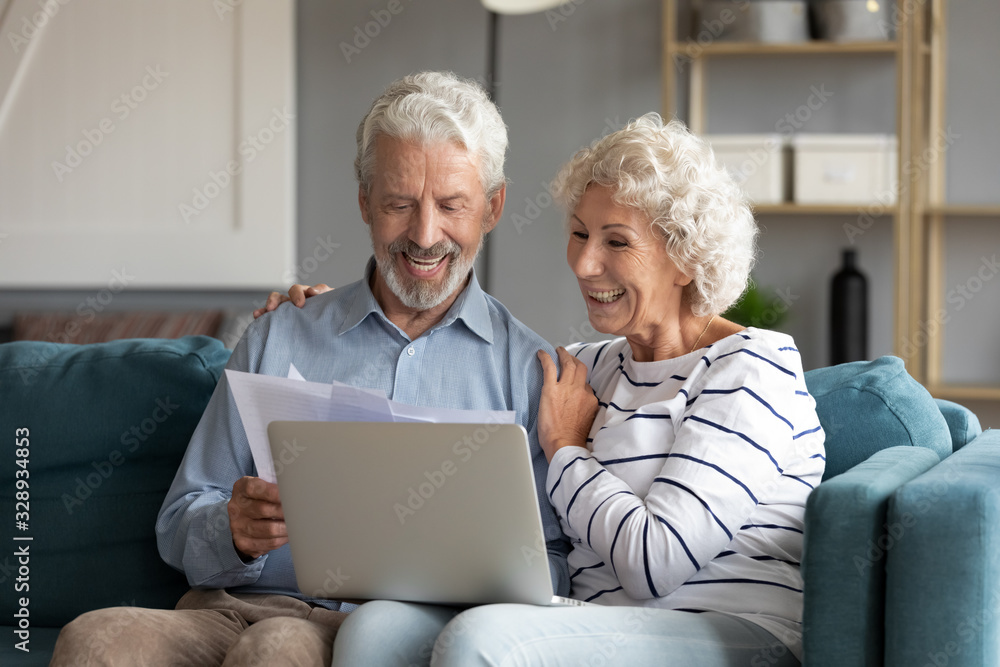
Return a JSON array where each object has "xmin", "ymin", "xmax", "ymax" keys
[{"xmin": 481, "ymin": 0, "xmax": 566, "ymax": 14}]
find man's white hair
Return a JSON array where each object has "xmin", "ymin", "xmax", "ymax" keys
[
  {"xmin": 552, "ymin": 113, "xmax": 758, "ymax": 317},
  {"xmin": 355, "ymin": 71, "xmax": 508, "ymax": 200}
]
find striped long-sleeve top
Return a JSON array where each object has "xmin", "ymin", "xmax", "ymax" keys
[{"xmin": 547, "ymin": 328, "xmax": 825, "ymax": 660}]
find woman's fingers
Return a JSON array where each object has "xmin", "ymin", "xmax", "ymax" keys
[
  {"xmin": 304, "ymin": 283, "xmax": 332, "ymax": 296},
  {"xmin": 252, "ymin": 291, "xmax": 286, "ymax": 319},
  {"xmin": 288, "ymin": 284, "xmax": 311, "ymax": 307},
  {"xmin": 555, "ymin": 346, "xmax": 586, "ymax": 384},
  {"xmin": 537, "ymin": 350, "xmax": 558, "ymax": 385}
]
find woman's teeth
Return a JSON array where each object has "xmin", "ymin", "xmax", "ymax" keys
[
  {"xmin": 405, "ymin": 254, "xmax": 445, "ymax": 272},
  {"xmin": 589, "ymin": 289, "xmax": 625, "ymax": 303}
]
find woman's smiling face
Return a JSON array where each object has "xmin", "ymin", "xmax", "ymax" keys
[{"xmin": 566, "ymin": 185, "xmax": 692, "ymax": 344}]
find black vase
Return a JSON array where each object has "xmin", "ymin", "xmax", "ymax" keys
[{"xmin": 830, "ymin": 249, "xmax": 868, "ymax": 365}]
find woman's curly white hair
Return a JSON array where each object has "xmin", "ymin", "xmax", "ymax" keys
[{"xmin": 552, "ymin": 113, "xmax": 758, "ymax": 317}]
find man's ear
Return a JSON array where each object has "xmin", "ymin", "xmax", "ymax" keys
[
  {"xmin": 358, "ymin": 186, "xmax": 370, "ymax": 225},
  {"xmin": 483, "ymin": 184, "xmax": 506, "ymax": 234}
]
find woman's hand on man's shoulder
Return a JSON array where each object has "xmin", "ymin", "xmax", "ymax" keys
[{"xmin": 252, "ymin": 283, "xmax": 333, "ymax": 319}]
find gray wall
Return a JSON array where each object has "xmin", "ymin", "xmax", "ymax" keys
[{"xmin": 2, "ymin": 0, "xmax": 997, "ymax": 425}]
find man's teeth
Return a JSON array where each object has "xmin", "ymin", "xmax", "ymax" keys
[
  {"xmin": 404, "ymin": 254, "xmax": 445, "ymax": 272},
  {"xmin": 589, "ymin": 289, "xmax": 625, "ymax": 303}
]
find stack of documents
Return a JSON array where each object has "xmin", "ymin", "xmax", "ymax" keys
[{"xmin": 226, "ymin": 365, "xmax": 515, "ymax": 483}]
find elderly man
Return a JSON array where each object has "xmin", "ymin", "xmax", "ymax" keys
[{"xmin": 50, "ymin": 71, "xmax": 570, "ymax": 667}]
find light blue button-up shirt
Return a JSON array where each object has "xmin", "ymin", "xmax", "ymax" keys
[{"xmin": 156, "ymin": 263, "xmax": 571, "ymax": 609}]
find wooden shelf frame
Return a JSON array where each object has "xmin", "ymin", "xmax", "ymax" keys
[
  {"xmin": 673, "ymin": 40, "xmax": 900, "ymax": 57},
  {"xmin": 751, "ymin": 204, "xmax": 898, "ymax": 216},
  {"xmin": 928, "ymin": 384, "xmax": 1000, "ymax": 402},
  {"xmin": 663, "ymin": 0, "xmax": 1000, "ymax": 402},
  {"xmin": 662, "ymin": 0, "xmax": 918, "ymax": 367},
  {"xmin": 925, "ymin": 206, "xmax": 1000, "ymax": 218},
  {"xmin": 918, "ymin": 0, "xmax": 1000, "ymax": 401}
]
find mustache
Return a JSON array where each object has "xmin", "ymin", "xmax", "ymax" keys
[{"xmin": 387, "ymin": 238, "xmax": 461, "ymax": 259}]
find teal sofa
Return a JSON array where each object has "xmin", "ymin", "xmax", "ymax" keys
[{"xmin": 0, "ymin": 336, "xmax": 985, "ymax": 665}]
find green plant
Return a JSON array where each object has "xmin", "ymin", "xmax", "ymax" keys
[{"xmin": 723, "ymin": 279, "xmax": 791, "ymax": 330}]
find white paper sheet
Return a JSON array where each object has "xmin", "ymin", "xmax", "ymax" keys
[{"xmin": 225, "ymin": 368, "xmax": 515, "ymax": 483}]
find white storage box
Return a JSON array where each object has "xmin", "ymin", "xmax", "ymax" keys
[
  {"xmin": 704, "ymin": 134, "xmax": 786, "ymax": 204},
  {"xmin": 792, "ymin": 134, "xmax": 898, "ymax": 205}
]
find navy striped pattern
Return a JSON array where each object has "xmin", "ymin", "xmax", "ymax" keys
[{"xmin": 545, "ymin": 329, "xmax": 824, "ymax": 658}]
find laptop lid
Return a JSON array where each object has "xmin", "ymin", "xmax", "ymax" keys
[{"xmin": 267, "ymin": 421, "xmax": 556, "ymax": 606}]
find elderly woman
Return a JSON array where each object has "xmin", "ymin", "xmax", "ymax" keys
[{"xmin": 267, "ymin": 114, "xmax": 824, "ymax": 666}]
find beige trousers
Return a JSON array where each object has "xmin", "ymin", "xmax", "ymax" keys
[{"xmin": 49, "ymin": 589, "xmax": 349, "ymax": 667}]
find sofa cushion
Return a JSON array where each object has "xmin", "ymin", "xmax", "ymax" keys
[
  {"xmin": 805, "ymin": 356, "xmax": 952, "ymax": 480},
  {"xmin": 934, "ymin": 398, "xmax": 982, "ymax": 450},
  {"xmin": 0, "ymin": 336, "xmax": 231, "ymax": 628}
]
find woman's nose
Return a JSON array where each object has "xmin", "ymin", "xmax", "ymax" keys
[{"xmin": 569, "ymin": 239, "xmax": 602, "ymax": 278}]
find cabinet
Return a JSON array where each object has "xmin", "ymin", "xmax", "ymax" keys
[{"xmin": 661, "ymin": 0, "xmax": 1000, "ymax": 403}]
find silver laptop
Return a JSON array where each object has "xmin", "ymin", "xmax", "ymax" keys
[{"xmin": 267, "ymin": 421, "xmax": 587, "ymax": 607}]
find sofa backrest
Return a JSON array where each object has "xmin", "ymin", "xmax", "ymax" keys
[
  {"xmin": 805, "ymin": 356, "xmax": 953, "ymax": 480},
  {"xmin": 934, "ymin": 398, "xmax": 983, "ymax": 450},
  {"xmin": 0, "ymin": 336, "xmax": 232, "ymax": 627}
]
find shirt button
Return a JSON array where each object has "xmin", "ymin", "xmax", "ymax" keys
[{"xmin": 407, "ymin": 347, "xmax": 415, "ymax": 357}]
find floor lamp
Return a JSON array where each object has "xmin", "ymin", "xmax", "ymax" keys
[{"xmin": 478, "ymin": 0, "xmax": 564, "ymax": 293}]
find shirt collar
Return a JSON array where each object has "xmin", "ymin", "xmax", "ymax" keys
[{"xmin": 339, "ymin": 257, "xmax": 494, "ymax": 344}]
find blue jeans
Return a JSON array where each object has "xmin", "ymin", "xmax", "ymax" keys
[{"xmin": 332, "ymin": 600, "xmax": 801, "ymax": 667}]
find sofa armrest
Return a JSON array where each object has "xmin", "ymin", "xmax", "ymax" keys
[
  {"xmin": 802, "ymin": 445, "xmax": 941, "ymax": 666},
  {"xmin": 885, "ymin": 429, "xmax": 1000, "ymax": 667}
]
